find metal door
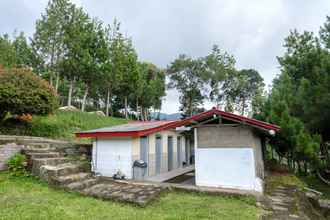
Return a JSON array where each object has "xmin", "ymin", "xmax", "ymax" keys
[
  {"xmin": 155, "ymin": 136, "xmax": 162, "ymax": 174},
  {"xmin": 140, "ymin": 136, "xmax": 148, "ymax": 163},
  {"xmin": 177, "ymin": 136, "xmax": 182, "ymax": 168},
  {"xmin": 167, "ymin": 136, "xmax": 173, "ymax": 171}
]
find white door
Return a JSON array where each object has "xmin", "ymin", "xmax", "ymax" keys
[
  {"xmin": 94, "ymin": 138, "xmax": 132, "ymax": 179},
  {"xmin": 195, "ymin": 148, "xmax": 256, "ymax": 191}
]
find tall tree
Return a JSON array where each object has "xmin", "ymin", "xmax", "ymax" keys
[
  {"xmin": 0, "ymin": 34, "xmax": 16, "ymax": 68},
  {"xmin": 32, "ymin": 0, "xmax": 72, "ymax": 91},
  {"xmin": 204, "ymin": 45, "xmax": 236, "ymax": 108},
  {"xmin": 225, "ymin": 69, "xmax": 264, "ymax": 115},
  {"xmin": 167, "ymin": 55, "xmax": 207, "ymax": 117}
]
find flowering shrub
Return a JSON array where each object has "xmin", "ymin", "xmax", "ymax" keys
[
  {"xmin": 0, "ymin": 67, "xmax": 59, "ymax": 120},
  {"xmin": 17, "ymin": 113, "xmax": 33, "ymax": 122}
]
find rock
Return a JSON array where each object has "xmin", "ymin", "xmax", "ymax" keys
[
  {"xmin": 58, "ymin": 106, "xmax": 79, "ymax": 112},
  {"xmin": 88, "ymin": 111, "xmax": 106, "ymax": 117},
  {"xmin": 319, "ymin": 199, "xmax": 330, "ymax": 209}
]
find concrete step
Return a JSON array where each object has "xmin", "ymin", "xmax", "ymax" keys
[
  {"xmin": 54, "ymin": 172, "xmax": 91, "ymax": 185},
  {"xmin": 31, "ymin": 157, "xmax": 68, "ymax": 176},
  {"xmin": 26, "ymin": 152, "xmax": 61, "ymax": 159},
  {"xmin": 39, "ymin": 163, "xmax": 83, "ymax": 183},
  {"xmin": 64, "ymin": 178, "xmax": 98, "ymax": 191}
]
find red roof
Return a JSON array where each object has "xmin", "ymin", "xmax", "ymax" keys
[{"xmin": 75, "ymin": 108, "xmax": 279, "ymax": 138}]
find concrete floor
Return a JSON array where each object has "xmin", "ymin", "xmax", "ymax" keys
[{"xmin": 145, "ymin": 165, "xmax": 194, "ymax": 183}]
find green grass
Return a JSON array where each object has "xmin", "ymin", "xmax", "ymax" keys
[
  {"xmin": 0, "ymin": 111, "xmax": 128, "ymax": 140},
  {"xmin": 0, "ymin": 172, "xmax": 260, "ymax": 220},
  {"xmin": 265, "ymin": 172, "xmax": 306, "ymax": 194}
]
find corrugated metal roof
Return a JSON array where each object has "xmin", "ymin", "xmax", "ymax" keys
[{"xmin": 78, "ymin": 120, "xmax": 175, "ymax": 133}]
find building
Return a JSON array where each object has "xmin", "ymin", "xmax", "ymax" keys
[{"xmin": 76, "ymin": 108, "xmax": 279, "ymax": 192}]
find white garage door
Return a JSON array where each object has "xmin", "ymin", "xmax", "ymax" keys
[
  {"xmin": 93, "ymin": 138, "xmax": 132, "ymax": 179},
  {"xmin": 195, "ymin": 148, "xmax": 256, "ymax": 191}
]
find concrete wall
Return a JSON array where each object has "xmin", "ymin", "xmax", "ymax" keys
[
  {"xmin": 196, "ymin": 124, "xmax": 264, "ymax": 180},
  {"xmin": 132, "ymin": 130, "xmax": 186, "ymax": 177}
]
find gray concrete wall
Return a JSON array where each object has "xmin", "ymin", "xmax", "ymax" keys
[{"xmin": 197, "ymin": 125, "xmax": 264, "ymax": 179}]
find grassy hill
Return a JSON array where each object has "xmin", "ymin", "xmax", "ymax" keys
[{"xmin": 0, "ymin": 111, "xmax": 128, "ymax": 140}]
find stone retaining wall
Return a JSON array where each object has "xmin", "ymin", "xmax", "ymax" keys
[
  {"xmin": 0, "ymin": 135, "xmax": 92, "ymax": 171},
  {"xmin": 0, "ymin": 143, "xmax": 23, "ymax": 170}
]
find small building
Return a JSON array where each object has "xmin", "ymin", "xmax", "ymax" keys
[{"xmin": 76, "ymin": 108, "xmax": 279, "ymax": 193}]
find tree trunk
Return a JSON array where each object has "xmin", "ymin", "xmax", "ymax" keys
[
  {"xmin": 145, "ymin": 108, "xmax": 149, "ymax": 121},
  {"xmin": 81, "ymin": 85, "xmax": 89, "ymax": 112},
  {"xmin": 55, "ymin": 72, "xmax": 60, "ymax": 93},
  {"xmin": 49, "ymin": 74, "xmax": 53, "ymax": 87},
  {"xmin": 136, "ymin": 98, "xmax": 139, "ymax": 120},
  {"xmin": 124, "ymin": 96, "xmax": 128, "ymax": 119},
  {"xmin": 67, "ymin": 77, "xmax": 75, "ymax": 107},
  {"xmin": 141, "ymin": 107, "xmax": 145, "ymax": 121},
  {"xmin": 242, "ymin": 96, "xmax": 246, "ymax": 116},
  {"xmin": 106, "ymin": 87, "xmax": 111, "ymax": 116}
]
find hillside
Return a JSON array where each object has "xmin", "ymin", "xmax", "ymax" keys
[{"xmin": 0, "ymin": 111, "xmax": 128, "ymax": 140}]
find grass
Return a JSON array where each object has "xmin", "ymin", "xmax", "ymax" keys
[
  {"xmin": 265, "ymin": 172, "xmax": 306, "ymax": 194},
  {"xmin": 0, "ymin": 172, "xmax": 260, "ymax": 220},
  {"xmin": 0, "ymin": 111, "xmax": 128, "ymax": 140},
  {"xmin": 265, "ymin": 170, "xmax": 330, "ymax": 199}
]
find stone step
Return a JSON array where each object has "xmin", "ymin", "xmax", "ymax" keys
[
  {"xmin": 23, "ymin": 148, "xmax": 52, "ymax": 154},
  {"xmin": 54, "ymin": 172, "xmax": 91, "ymax": 185},
  {"xmin": 64, "ymin": 178, "xmax": 98, "ymax": 191},
  {"xmin": 26, "ymin": 152, "xmax": 61, "ymax": 159},
  {"xmin": 81, "ymin": 183, "xmax": 109, "ymax": 197},
  {"xmin": 39, "ymin": 163, "xmax": 83, "ymax": 183},
  {"xmin": 31, "ymin": 157, "xmax": 68, "ymax": 176}
]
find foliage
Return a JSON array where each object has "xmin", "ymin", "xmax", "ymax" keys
[
  {"xmin": 167, "ymin": 46, "xmax": 264, "ymax": 117},
  {"xmin": 256, "ymin": 18, "xmax": 330, "ymax": 174},
  {"xmin": 6, "ymin": 153, "xmax": 29, "ymax": 177},
  {"xmin": 167, "ymin": 54, "xmax": 208, "ymax": 117},
  {"xmin": 0, "ymin": 67, "xmax": 59, "ymax": 119},
  {"xmin": 0, "ymin": 172, "xmax": 260, "ymax": 220},
  {"xmin": 223, "ymin": 69, "xmax": 264, "ymax": 115},
  {"xmin": 0, "ymin": 111, "xmax": 127, "ymax": 140}
]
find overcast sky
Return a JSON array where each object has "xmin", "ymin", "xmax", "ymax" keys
[{"xmin": 0, "ymin": 0, "xmax": 329, "ymax": 113}]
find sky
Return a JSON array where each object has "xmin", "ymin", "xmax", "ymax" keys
[{"xmin": 0, "ymin": 0, "xmax": 329, "ymax": 113}]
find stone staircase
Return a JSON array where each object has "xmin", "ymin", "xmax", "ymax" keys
[{"xmin": 23, "ymin": 144, "xmax": 164, "ymax": 206}]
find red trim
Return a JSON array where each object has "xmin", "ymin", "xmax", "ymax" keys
[{"xmin": 75, "ymin": 108, "xmax": 280, "ymax": 138}]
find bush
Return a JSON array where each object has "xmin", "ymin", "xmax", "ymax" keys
[
  {"xmin": 0, "ymin": 67, "xmax": 59, "ymax": 120},
  {"xmin": 6, "ymin": 153, "xmax": 29, "ymax": 177}
]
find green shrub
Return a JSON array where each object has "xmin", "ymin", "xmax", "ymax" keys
[
  {"xmin": 0, "ymin": 67, "xmax": 59, "ymax": 120},
  {"xmin": 6, "ymin": 153, "xmax": 29, "ymax": 177}
]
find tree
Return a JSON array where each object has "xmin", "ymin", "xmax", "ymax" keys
[
  {"xmin": 109, "ymin": 22, "xmax": 139, "ymax": 119},
  {"xmin": 224, "ymin": 69, "xmax": 264, "ymax": 115},
  {"xmin": 32, "ymin": 0, "xmax": 72, "ymax": 91},
  {"xmin": 0, "ymin": 34, "xmax": 17, "ymax": 68},
  {"xmin": 133, "ymin": 62, "xmax": 165, "ymax": 120},
  {"xmin": 204, "ymin": 45, "xmax": 236, "ymax": 108},
  {"xmin": 12, "ymin": 32, "xmax": 43, "ymax": 72},
  {"xmin": 167, "ymin": 55, "xmax": 207, "ymax": 117},
  {"xmin": 0, "ymin": 67, "xmax": 58, "ymax": 119}
]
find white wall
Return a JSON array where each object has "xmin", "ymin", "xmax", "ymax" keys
[
  {"xmin": 195, "ymin": 147, "xmax": 261, "ymax": 191},
  {"xmin": 93, "ymin": 138, "xmax": 133, "ymax": 179}
]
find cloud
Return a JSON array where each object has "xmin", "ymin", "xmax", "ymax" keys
[{"xmin": 0, "ymin": 0, "xmax": 329, "ymax": 113}]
